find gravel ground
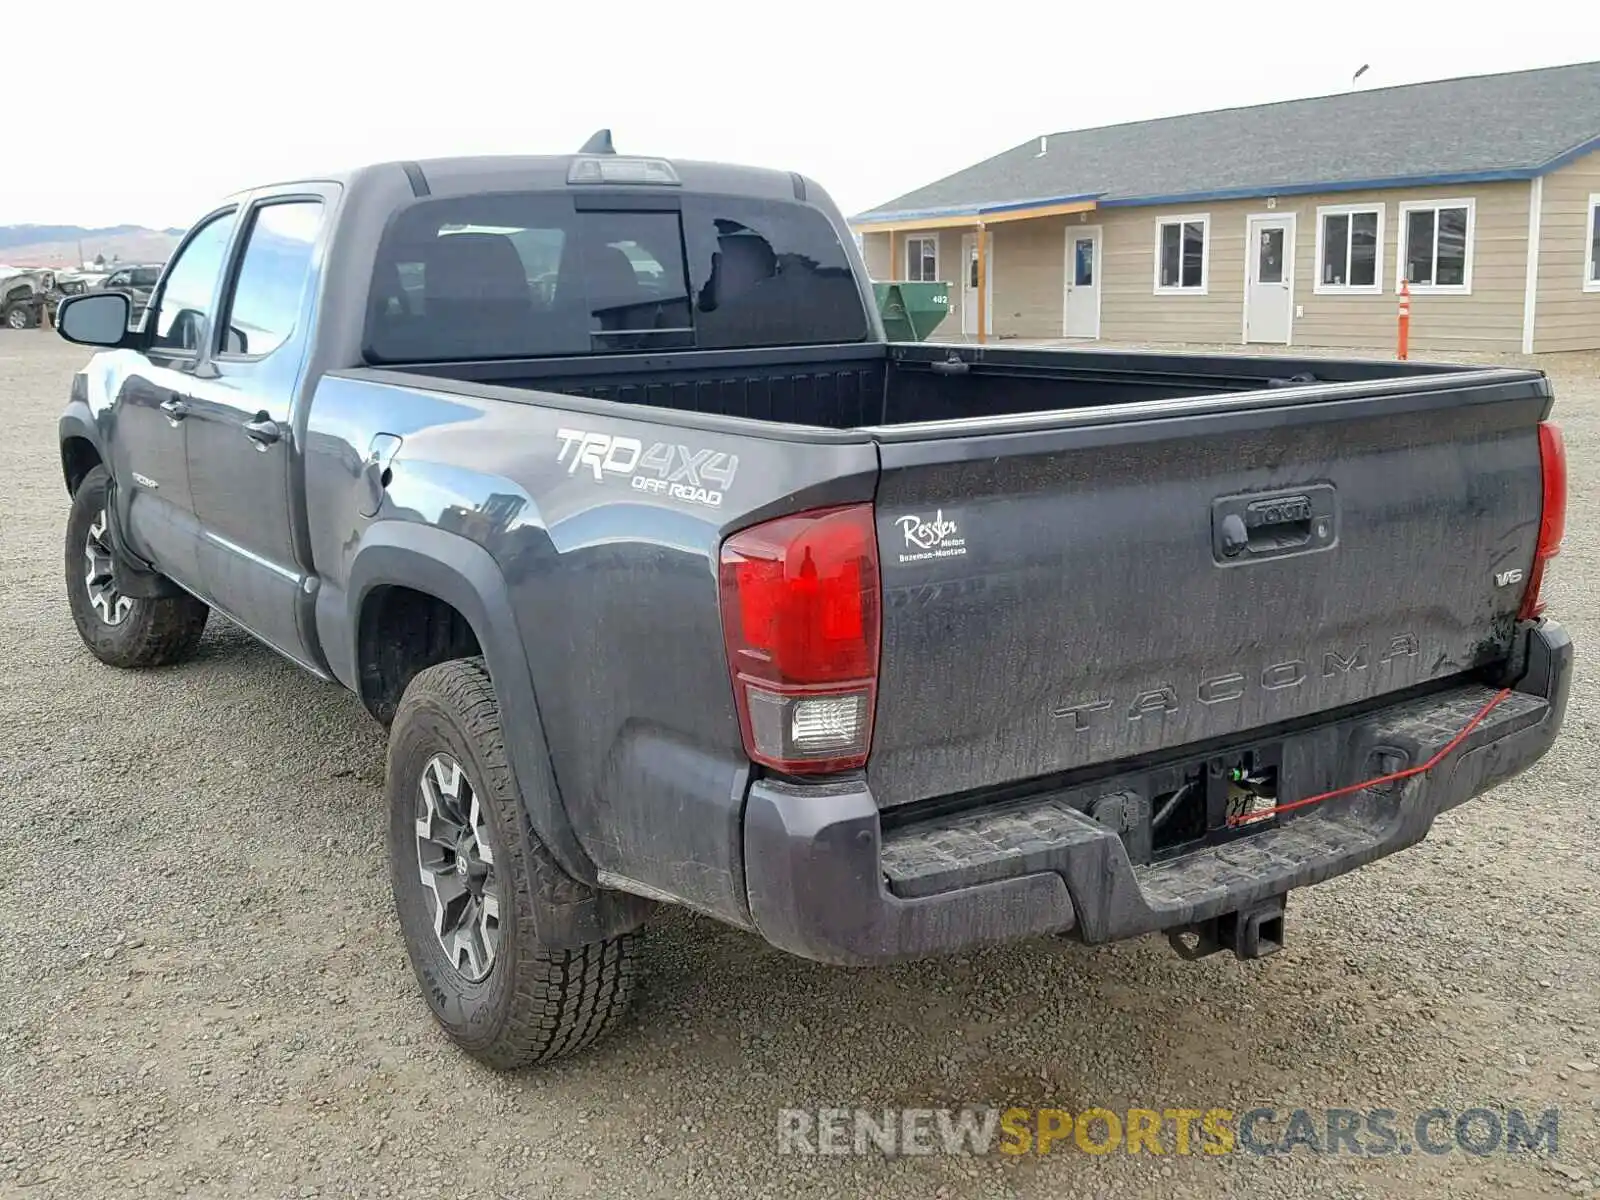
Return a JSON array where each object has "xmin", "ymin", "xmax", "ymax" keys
[{"xmin": 1, "ymin": 330, "xmax": 1597, "ymax": 1200}]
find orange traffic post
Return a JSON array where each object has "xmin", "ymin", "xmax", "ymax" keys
[
  {"xmin": 1397, "ymin": 279, "xmax": 1411, "ymax": 361},
  {"xmin": 975, "ymin": 222, "xmax": 988, "ymax": 345}
]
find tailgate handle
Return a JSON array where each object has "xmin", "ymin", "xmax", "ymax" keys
[
  {"xmin": 1214, "ymin": 486, "xmax": 1336, "ymax": 564},
  {"xmin": 1240, "ymin": 495, "xmax": 1313, "ymax": 550}
]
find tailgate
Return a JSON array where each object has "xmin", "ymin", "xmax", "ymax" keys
[{"xmin": 866, "ymin": 370, "xmax": 1550, "ymax": 809}]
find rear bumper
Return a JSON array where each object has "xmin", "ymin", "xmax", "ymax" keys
[{"xmin": 743, "ymin": 619, "xmax": 1572, "ymax": 965}]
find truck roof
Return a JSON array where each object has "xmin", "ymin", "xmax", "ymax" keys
[{"xmin": 228, "ymin": 153, "xmax": 816, "ymax": 208}]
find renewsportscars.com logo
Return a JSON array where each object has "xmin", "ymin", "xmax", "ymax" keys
[{"xmin": 776, "ymin": 1105, "xmax": 1563, "ymax": 1158}]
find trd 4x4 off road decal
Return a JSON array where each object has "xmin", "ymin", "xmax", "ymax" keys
[{"xmin": 556, "ymin": 429, "xmax": 739, "ymax": 510}]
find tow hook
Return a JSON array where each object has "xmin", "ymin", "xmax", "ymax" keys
[{"xmin": 1166, "ymin": 895, "xmax": 1287, "ymax": 961}]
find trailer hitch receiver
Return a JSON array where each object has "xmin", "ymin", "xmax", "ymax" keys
[{"xmin": 1167, "ymin": 895, "xmax": 1287, "ymax": 961}]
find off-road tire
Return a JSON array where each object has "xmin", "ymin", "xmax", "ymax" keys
[
  {"xmin": 65, "ymin": 465, "xmax": 209, "ymax": 668},
  {"xmin": 4, "ymin": 303, "xmax": 35, "ymax": 330},
  {"xmin": 387, "ymin": 657, "xmax": 638, "ymax": 1069}
]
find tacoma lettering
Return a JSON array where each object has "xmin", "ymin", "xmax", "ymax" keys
[{"xmin": 1054, "ymin": 637, "xmax": 1420, "ymax": 729}]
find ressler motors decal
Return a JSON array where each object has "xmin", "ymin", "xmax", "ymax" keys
[
  {"xmin": 556, "ymin": 428, "xmax": 738, "ymax": 510},
  {"xmin": 894, "ymin": 510, "xmax": 967, "ymax": 564}
]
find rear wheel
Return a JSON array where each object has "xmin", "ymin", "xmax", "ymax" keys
[
  {"xmin": 387, "ymin": 657, "xmax": 638, "ymax": 1069},
  {"xmin": 64, "ymin": 466, "xmax": 209, "ymax": 667}
]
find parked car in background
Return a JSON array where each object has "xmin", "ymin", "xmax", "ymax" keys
[
  {"xmin": 44, "ymin": 273, "xmax": 93, "ymax": 325},
  {"xmin": 95, "ymin": 263, "xmax": 163, "ymax": 323},
  {"xmin": 0, "ymin": 270, "xmax": 99, "ymax": 330},
  {"xmin": 2, "ymin": 268, "xmax": 54, "ymax": 329}
]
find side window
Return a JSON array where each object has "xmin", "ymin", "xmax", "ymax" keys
[
  {"xmin": 218, "ymin": 201, "xmax": 324, "ymax": 358},
  {"xmin": 150, "ymin": 213, "xmax": 235, "ymax": 353}
]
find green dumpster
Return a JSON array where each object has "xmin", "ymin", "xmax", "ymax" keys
[{"xmin": 872, "ymin": 281, "xmax": 951, "ymax": 341}]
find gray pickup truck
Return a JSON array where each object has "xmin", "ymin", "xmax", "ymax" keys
[{"xmin": 54, "ymin": 136, "xmax": 1572, "ymax": 1071}]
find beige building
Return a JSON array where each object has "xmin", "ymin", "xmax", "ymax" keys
[{"xmin": 854, "ymin": 62, "xmax": 1600, "ymax": 355}]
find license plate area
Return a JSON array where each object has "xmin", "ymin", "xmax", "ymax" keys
[{"xmin": 1137, "ymin": 743, "xmax": 1284, "ymax": 862}]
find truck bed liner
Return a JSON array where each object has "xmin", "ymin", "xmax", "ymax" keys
[{"xmin": 357, "ymin": 343, "xmax": 1512, "ymax": 432}]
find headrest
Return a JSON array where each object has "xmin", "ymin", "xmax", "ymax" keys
[{"xmin": 421, "ymin": 233, "xmax": 529, "ymax": 304}]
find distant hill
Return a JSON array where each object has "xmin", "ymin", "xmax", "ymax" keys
[{"xmin": 0, "ymin": 224, "xmax": 184, "ymax": 269}]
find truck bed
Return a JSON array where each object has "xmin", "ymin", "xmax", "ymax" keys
[
  {"xmin": 341, "ymin": 343, "xmax": 1550, "ymax": 817},
  {"xmin": 368, "ymin": 342, "xmax": 1480, "ymax": 429},
  {"xmin": 316, "ymin": 339, "xmax": 1552, "ymax": 910}
]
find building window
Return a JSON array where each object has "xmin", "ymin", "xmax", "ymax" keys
[
  {"xmin": 905, "ymin": 236, "xmax": 939, "ymax": 282},
  {"xmin": 1397, "ymin": 199, "xmax": 1474, "ymax": 293},
  {"xmin": 1585, "ymin": 194, "xmax": 1600, "ymax": 293},
  {"xmin": 1315, "ymin": 205, "xmax": 1384, "ymax": 293},
  {"xmin": 1154, "ymin": 215, "xmax": 1209, "ymax": 292}
]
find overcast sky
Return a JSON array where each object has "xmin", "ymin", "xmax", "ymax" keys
[{"xmin": 4, "ymin": 0, "xmax": 1598, "ymax": 229}]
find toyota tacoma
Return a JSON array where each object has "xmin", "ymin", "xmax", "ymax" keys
[{"xmin": 53, "ymin": 134, "xmax": 1572, "ymax": 1069}]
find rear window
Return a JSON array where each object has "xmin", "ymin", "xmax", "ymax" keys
[
  {"xmin": 130, "ymin": 267, "xmax": 162, "ymax": 286},
  {"xmin": 364, "ymin": 191, "xmax": 868, "ymax": 363}
]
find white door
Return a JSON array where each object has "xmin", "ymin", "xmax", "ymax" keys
[
  {"xmin": 1245, "ymin": 214, "xmax": 1294, "ymax": 344},
  {"xmin": 960, "ymin": 232, "xmax": 994, "ymax": 337},
  {"xmin": 1063, "ymin": 226, "xmax": 1101, "ymax": 338}
]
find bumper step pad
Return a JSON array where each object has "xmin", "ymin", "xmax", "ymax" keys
[{"xmin": 880, "ymin": 684, "xmax": 1552, "ymax": 942}]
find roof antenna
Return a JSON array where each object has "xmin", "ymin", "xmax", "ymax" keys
[{"xmin": 579, "ymin": 128, "xmax": 616, "ymax": 155}]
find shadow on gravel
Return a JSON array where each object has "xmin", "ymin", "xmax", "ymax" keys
[{"xmin": 612, "ymin": 905, "xmax": 1416, "ymax": 1106}]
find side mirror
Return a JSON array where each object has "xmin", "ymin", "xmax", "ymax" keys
[
  {"xmin": 56, "ymin": 292, "xmax": 131, "ymax": 348},
  {"xmin": 224, "ymin": 326, "xmax": 249, "ymax": 355}
]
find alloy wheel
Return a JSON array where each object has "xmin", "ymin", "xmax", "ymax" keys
[
  {"xmin": 84, "ymin": 510, "xmax": 134, "ymax": 626},
  {"xmin": 414, "ymin": 753, "xmax": 502, "ymax": 982}
]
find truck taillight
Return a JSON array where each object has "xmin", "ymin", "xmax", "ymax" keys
[
  {"xmin": 1519, "ymin": 421, "xmax": 1567, "ymax": 621},
  {"xmin": 719, "ymin": 504, "xmax": 880, "ymax": 773}
]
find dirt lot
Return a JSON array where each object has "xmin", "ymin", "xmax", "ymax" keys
[{"xmin": 1, "ymin": 331, "xmax": 1597, "ymax": 1200}]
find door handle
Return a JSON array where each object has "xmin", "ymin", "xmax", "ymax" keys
[
  {"xmin": 244, "ymin": 416, "xmax": 282, "ymax": 447},
  {"xmin": 159, "ymin": 396, "xmax": 189, "ymax": 420}
]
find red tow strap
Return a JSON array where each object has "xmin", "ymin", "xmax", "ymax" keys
[{"xmin": 1227, "ymin": 688, "xmax": 1514, "ymax": 828}]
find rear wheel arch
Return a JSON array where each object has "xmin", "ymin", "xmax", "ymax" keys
[
  {"xmin": 348, "ymin": 530, "xmax": 652, "ymax": 948},
  {"xmin": 356, "ymin": 582, "xmax": 484, "ymax": 727},
  {"xmin": 345, "ymin": 527, "xmax": 598, "ymax": 895}
]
